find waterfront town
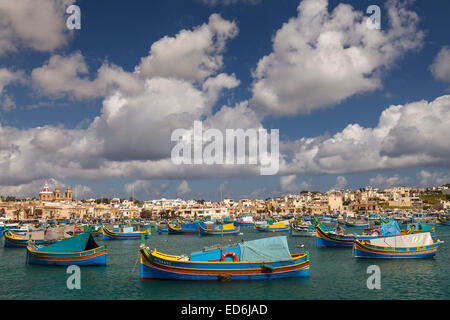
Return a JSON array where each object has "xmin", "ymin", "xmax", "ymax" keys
[{"xmin": 1, "ymin": 182, "xmax": 449, "ymax": 222}]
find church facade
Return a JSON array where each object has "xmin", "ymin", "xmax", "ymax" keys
[{"xmin": 39, "ymin": 182, "xmax": 72, "ymax": 202}]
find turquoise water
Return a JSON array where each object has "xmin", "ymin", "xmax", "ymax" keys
[{"xmin": 1, "ymin": 226, "xmax": 449, "ymax": 300}]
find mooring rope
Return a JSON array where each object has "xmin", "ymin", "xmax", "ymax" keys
[{"xmin": 129, "ymin": 252, "xmax": 140, "ymax": 278}]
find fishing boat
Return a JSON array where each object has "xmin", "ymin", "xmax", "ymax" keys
[
  {"xmin": 353, "ymin": 232, "xmax": 439, "ymax": 259},
  {"xmin": 3, "ymin": 224, "xmax": 75, "ymax": 248},
  {"xmin": 315, "ymin": 221, "xmax": 404, "ymax": 248},
  {"xmin": 436, "ymin": 215, "xmax": 450, "ymax": 226},
  {"xmin": 344, "ymin": 218, "xmax": 369, "ymax": 228},
  {"xmin": 321, "ymin": 216, "xmax": 337, "ymax": 224},
  {"xmin": 404, "ymin": 222, "xmax": 435, "ymax": 236},
  {"xmin": 3, "ymin": 230, "xmax": 56, "ymax": 248},
  {"xmin": 290, "ymin": 224, "xmax": 315, "ymax": 237},
  {"xmin": 199, "ymin": 223, "xmax": 240, "ymax": 236},
  {"xmin": 155, "ymin": 223, "xmax": 169, "ymax": 233},
  {"xmin": 26, "ymin": 233, "xmax": 107, "ymax": 266},
  {"xmin": 0, "ymin": 223, "xmax": 29, "ymax": 235},
  {"xmin": 167, "ymin": 221, "xmax": 207, "ymax": 235},
  {"xmin": 102, "ymin": 226, "xmax": 151, "ymax": 240},
  {"xmin": 139, "ymin": 235, "xmax": 309, "ymax": 281},
  {"xmin": 233, "ymin": 216, "xmax": 255, "ymax": 226},
  {"xmin": 74, "ymin": 225, "xmax": 101, "ymax": 237},
  {"xmin": 254, "ymin": 221, "xmax": 290, "ymax": 233},
  {"xmin": 254, "ymin": 220, "xmax": 268, "ymax": 227}
]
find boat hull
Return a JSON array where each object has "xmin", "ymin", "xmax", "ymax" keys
[
  {"xmin": 155, "ymin": 226, "xmax": 168, "ymax": 232},
  {"xmin": 27, "ymin": 246, "xmax": 107, "ymax": 266},
  {"xmin": 353, "ymin": 240, "xmax": 438, "ymax": 259},
  {"xmin": 315, "ymin": 225, "xmax": 387, "ymax": 248},
  {"xmin": 2, "ymin": 231, "xmax": 55, "ymax": 248},
  {"xmin": 140, "ymin": 248, "xmax": 309, "ymax": 281},
  {"xmin": 233, "ymin": 221, "xmax": 254, "ymax": 226},
  {"xmin": 253, "ymin": 226, "xmax": 290, "ymax": 233},
  {"xmin": 344, "ymin": 223, "xmax": 369, "ymax": 228},
  {"xmin": 102, "ymin": 227, "xmax": 151, "ymax": 240},
  {"xmin": 436, "ymin": 217, "xmax": 450, "ymax": 226},
  {"xmin": 167, "ymin": 225, "xmax": 200, "ymax": 235},
  {"xmin": 199, "ymin": 225, "xmax": 240, "ymax": 236}
]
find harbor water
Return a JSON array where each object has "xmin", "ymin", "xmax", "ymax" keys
[{"xmin": 1, "ymin": 225, "xmax": 449, "ymax": 300}]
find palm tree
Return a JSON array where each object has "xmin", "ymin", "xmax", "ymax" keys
[{"xmin": 14, "ymin": 209, "xmax": 21, "ymax": 220}]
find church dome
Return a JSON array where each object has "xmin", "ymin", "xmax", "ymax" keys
[{"xmin": 39, "ymin": 183, "xmax": 53, "ymax": 194}]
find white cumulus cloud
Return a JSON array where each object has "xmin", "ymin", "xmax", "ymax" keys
[{"xmin": 250, "ymin": 0, "xmax": 423, "ymax": 116}]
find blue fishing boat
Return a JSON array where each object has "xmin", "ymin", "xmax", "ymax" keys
[
  {"xmin": 139, "ymin": 236, "xmax": 309, "ymax": 281},
  {"xmin": 155, "ymin": 223, "xmax": 168, "ymax": 233},
  {"xmin": 321, "ymin": 216, "xmax": 336, "ymax": 224},
  {"xmin": 436, "ymin": 215, "xmax": 450, "ymax": 226},
  {"xmin": 353, "ymin": 232, "xmax": 439, "ymax": 259},
  {"xmin": 102, "ymin": 226, "xmax": 151, "ymax": 240},
  {"xmin": 26, "ymin": 233, "xmax": 107, "ymax": 266},
  {"xmin": 344, "ymin": 218, "xmax": 369, "ymax": 228},
  {"xmin": 199, "ymin": 223, "xmax": 240, "ymax": 236},
  {"xmin": 3, "ymin": 230, "xmax": 56, "ymax": 248},
  {"xmin": 168, "ymin": 221, "xmax": 207, "ymax": 235},
  {"xmin": 405, "ymin": 222, "xmax": 435, "ymax": 236},
  {"xmin": 316, "ymin": 221, "xmax": 403, "ymax": 248}
]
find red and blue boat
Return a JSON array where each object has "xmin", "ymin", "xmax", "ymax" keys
[
  {"xmin": 102, "ymin": 226, "xmax": 151, "ymax": 240},
  {"xmin": 353, "ymin": 232, "xmax": 439, "ymax": 259},
  {"xmin": 26, "ymin": 233, "xmax": 107, "ymax": 266},
  {"xmin": 139, "ymin": 236, "xmax": 309, "ymax": 281},
  {"xmin": 199, "ymin": 223, "xmax": 240, "ymax": 236}
]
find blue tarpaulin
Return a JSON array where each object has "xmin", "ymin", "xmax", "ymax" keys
[
  {"xmin": 239, "ymin": 236, "xmax": 292, "ymax": 262},
  {"xmin": 36, "ymin": 233, "xmax": 90, "ymax": 253},
  {"xmin": 379, "ymin": 221, "xmax": 401, "ymax": 235},
  {"xmin": 190, "ymin": 246, "xmax": 241, "ymax": 262}
]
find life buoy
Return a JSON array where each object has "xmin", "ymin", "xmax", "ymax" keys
[
  {"xmin": 410, "ymin": 224, "xmax": 416, "ymax": 231},
  {"xmin": 221, "ymin": 251, "xmax": 238, "ymax": 262},
  {"xmin": 372, "ymin": 229, "xmax": 380, "ymax": 236}
]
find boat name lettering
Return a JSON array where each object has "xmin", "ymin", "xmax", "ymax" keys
[{"xmin": 155, "ymin": 258, "xmax": 171, "ymax": 266}]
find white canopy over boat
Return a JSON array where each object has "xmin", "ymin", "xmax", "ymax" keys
[{"xmin": 367, "ymin": 232, "xmax": 434, "ymax": 248}]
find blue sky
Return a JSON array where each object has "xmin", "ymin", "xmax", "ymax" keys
[{"xmin": 0, "ymin": 0, "xmax": 449, "ymax": 200}]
